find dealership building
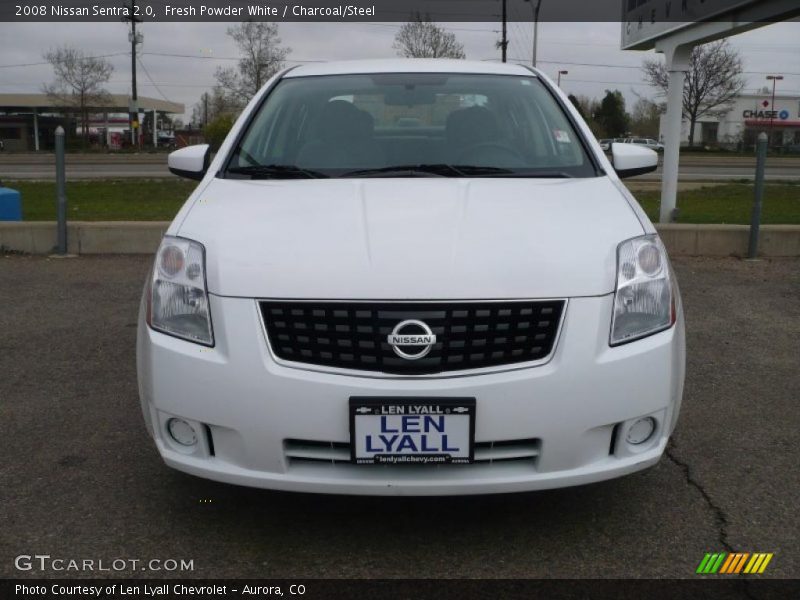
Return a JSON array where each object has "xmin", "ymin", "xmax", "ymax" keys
[{"xmin": 660, "ymin": 92, "xmax": 800, "ymax": 150}]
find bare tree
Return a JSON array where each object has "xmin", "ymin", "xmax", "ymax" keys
[
  {"xmin": 642, "ymin": 40, "xmax": 744, "ymax": 148},
  {"xmin": 393, "ymin": 14, "xmax": 466, "ymax": 59},
  {"xmin": 629, "ymin": 96, "xmax": 663, "ymax": 138},
  {"xmin": 43, "ymin": 46, "xmax": 114, "ymax": 147},
  {"xmin": 215, "ymin": 22, "xmax": 290, "ymax": 110}
]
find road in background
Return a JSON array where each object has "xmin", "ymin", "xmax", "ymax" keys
[
  {"xmin": 1, "ymin": 255, "xmax": 797, "ymax": 579},
  {"xmin": 0, "ymin": 153, "xmax": 798, "ymax": 180}
]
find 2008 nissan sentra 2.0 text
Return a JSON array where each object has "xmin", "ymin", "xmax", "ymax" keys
[{"xmin": 137, "ymin": 59, "xmax": 685, "ymax": 495}]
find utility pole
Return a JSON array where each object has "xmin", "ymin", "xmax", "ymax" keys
[
  {"xmin": 500, "ymin": 0, "xmax": 508, "ymax": 63},
  {"xmin": 123, "ymin": 1, "xmax": 142, "ymax": 147},
  {"xmin": 766, "ymin": 74, "xmax": 783, "ymax": 150},
  {"xmin": 524, "ymin": 0, "xmax": 543, "ymax": 68}
]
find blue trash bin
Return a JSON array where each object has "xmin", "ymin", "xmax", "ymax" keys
[{"xmin": 0, "ymin": 186, "xmax": 22, "ymax": 221}]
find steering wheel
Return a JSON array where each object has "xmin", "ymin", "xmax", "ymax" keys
[{"xmin": 456, "ymin": 142, "xmax": 526, "ymax": 167}]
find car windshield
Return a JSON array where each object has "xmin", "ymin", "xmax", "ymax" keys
[{"xmin": 227, "ymin": 72, "xmax": 596, "ymax": 178}]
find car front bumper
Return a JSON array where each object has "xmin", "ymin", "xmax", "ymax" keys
[{"xmin": 137, "ymin": 293, "xmax": 685, "ymax": 496}]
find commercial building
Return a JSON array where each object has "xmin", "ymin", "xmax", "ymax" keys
[
  {"xmin": 0, "ymin": 94, "xmax": 184, "ymax": 151},
  {"xmin": 660, "ymin": 92, "xmax": 800, "ymax": 151}
]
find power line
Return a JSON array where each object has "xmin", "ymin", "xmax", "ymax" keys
[
  {"xmin": 511, "ymin": 4, "xmax": 533, "ymax": 65},
  {"xmin": 140, "ymin": 51, "xmax": 324, "ymax": 63},
  {"xmin": 0, "ymin": 52, "xmax": 128, "ymax": 69},
  {"xmin": 137, "ymin": 56, "xmax": 170, "ymax": 102},
  {"xmin": 499, "ymin": 57, "xmax": 800, "ymax": 77},
  {"xmin": 510, "ymin": 2, "xmax": 533, "ymax": 64}
]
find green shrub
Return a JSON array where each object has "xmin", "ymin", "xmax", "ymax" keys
[{"xmin": 203, "ymin": 115, "xmax": 235, "ymax": 151}]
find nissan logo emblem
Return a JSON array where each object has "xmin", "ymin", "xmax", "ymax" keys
[{"xmin": 387, "ymin": 320, "xmax": 437, "ymax": 360}]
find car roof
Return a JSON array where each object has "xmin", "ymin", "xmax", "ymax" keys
[{"xmin": 284, "ymin": 59, "xmax": 536, "ymax": 78}]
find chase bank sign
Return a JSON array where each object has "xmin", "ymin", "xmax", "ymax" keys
[{"xmin": 742, "ymin": 109, "xmax": 791, "ymax": 120}]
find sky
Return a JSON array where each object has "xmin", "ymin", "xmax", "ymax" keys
[{"xmin": 0, "ymin": 20, "xmax": 798, "ymax": 121}]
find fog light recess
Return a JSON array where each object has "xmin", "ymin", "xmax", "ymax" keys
[
  {"xmin": 167, "ymin": 418, "xmax": 198, "ymax": 446},
  {"xmin": 625, "ymin": 417, "xmax": 656, "ymax": 445}
]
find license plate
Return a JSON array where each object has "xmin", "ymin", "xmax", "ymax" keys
[{"xmin": 349, "ymin": 397, "xmax": 475, "ymax": 465}]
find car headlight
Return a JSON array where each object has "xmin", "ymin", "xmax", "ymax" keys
[
  {"xmin": 610, "ymin": 234, "xmax": 675, "ymax": 346},
  {"xmin": 147, "ymin": 236, "xmax": 214, "ymax": 346}
]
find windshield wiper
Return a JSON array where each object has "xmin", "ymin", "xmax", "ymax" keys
[
  {"xmin": 341, "ymin": 164, "xmax": 574, "ymax": 178},
  {"xmin": 227, "ymin": 164, "xmax": 328, "ymax": 179},
  {"xmin": 453, "ymin": 166, "xmax": 574, "ymax": 178},
  {"xmin": 341, "ymin": 164, "xmax": 468, "ymax": 178}
]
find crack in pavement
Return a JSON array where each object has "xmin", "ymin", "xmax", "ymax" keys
[
  {"xmin": 666, "ymin": 438, "xmax": 733, "ymax": 552},
  {"xmin": 666, "ymin": 439, "xmax": 764, "ymax": 600}
]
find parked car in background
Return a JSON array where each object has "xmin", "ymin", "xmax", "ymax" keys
[
  {"xmin": 157, "ymin": 133, "xmax": 176, "ymax": 149},
  {"xmin": 599, "ymin": 138, "xmax": 663, "ymax": 153},
  {"xmin": 140, "ymin": 59, "xmax": 681, "ymax": 496},
  {"xmin": 628, "ymin": 138, "xmax": 664, "ymax": 152}
]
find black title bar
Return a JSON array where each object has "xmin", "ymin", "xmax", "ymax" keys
[{"xmin": 2, "ymin": 0, "xmax": 793, "ymax": 22}]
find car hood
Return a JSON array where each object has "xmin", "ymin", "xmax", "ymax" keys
[{"xmin": 177, "ymin": 177, "xmax": 644, "ymax": 299}]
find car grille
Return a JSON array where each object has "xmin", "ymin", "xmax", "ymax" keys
[{"xmin": 259, "ymin": 300, "xmax": 565, "ymax": 375}]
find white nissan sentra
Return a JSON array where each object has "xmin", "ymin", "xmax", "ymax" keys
[{"xmin": 137, "ymin": 59, "xmax": 685, "ymax": 495}]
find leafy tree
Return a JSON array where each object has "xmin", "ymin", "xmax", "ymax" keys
[
  {"xmin": 203, "ymin": 114, "xmax": 235, "ymax": 151},
  {"xmin": 567, "ymin": 94, "xmax": 586, "ymax": 120},
  {"xmin": 566, "ymin": 94, "xmax": 606, "ymax": 137},
  {"xmin": 594, "ymin": 90, "xmax": 628, "ymax": 138},
  {"xmin": 43, "ymin": 46, "xmax": 114, "ymax": 147},
  {"xmin": 393, "ymin": 14, "xmax": 466, "ymax": 59},
  {"xmin": 215, "ymin": 22, "xmax": 290, "ymax": 109},
  {"xmin": 642, "ymin": 40, "xmax": 744, "ymax": 148}
]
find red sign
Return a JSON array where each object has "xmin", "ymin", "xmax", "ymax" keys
[{"xmin": 745, "ymin": 119, "xmax": 800, "ymax": 129}]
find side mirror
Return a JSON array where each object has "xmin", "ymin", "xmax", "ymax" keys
[
  {"xmin": 611, "ymin": 142, "xmax": 658, "ymax": 179},
  {"xmin": 168, "ymin": 144, "xmax": 210, "ymax": 181}
]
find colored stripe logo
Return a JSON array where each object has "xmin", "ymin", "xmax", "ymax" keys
[{"xmin": 696, "ymin": 552, "xmax": 773, "ymax": 574}]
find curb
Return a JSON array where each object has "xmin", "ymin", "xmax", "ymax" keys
[
  {"xmin": 656, "ymin": 223, "xmax": 800, "ymax": 257},
  {"xmin": 1, "ymin": 221, "xmax": 799, "ymax": 257},
  {"xmin": 0, "ymin": 222, "xmax": 169, "ymax": 255}
]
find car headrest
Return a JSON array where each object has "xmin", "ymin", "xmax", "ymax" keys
[
  {"xmin": 317, "ymin": 100, "xmax": 374, "ymax": 143},
  {"xmin": 446, "ymin": 106, "xmax": 500, "ymax": 148}
]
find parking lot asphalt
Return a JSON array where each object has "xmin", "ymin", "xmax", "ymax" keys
[{"xmin": 1, "ymin": 255, "xmax": 798, "ymax": 580}]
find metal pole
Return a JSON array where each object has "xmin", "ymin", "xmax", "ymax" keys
[
  {"xmin": 532, "ymin": 0, "xmax": 541, "ymax": 68},
  {"xmin": 501, "ymin": 0, "xmax": 507, "ymax": 63},
  {"xmin": 769, "ymin": 78, "xmax": 776, "ymax": 147},
  {"xmin": 124, "ymin": 0, "xmax": 141, "ymax": 147},
  {"xmin": 131, "ymin": 11, "xmax": 137, "ymax": 146},
  {"xmin": 33, "ymin": 108, "xmax": 40, "ymax": 151},
  {"xmin": 747, "ymin": 132, "xmax": 768, "ymax": 259},
  {"xmin": 55, "ymin": 126, "xmax": 67, "ymax": 255},
  {"xmin": 658, "ymin": 46, "xmax": 690, "ymax": 223}
]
